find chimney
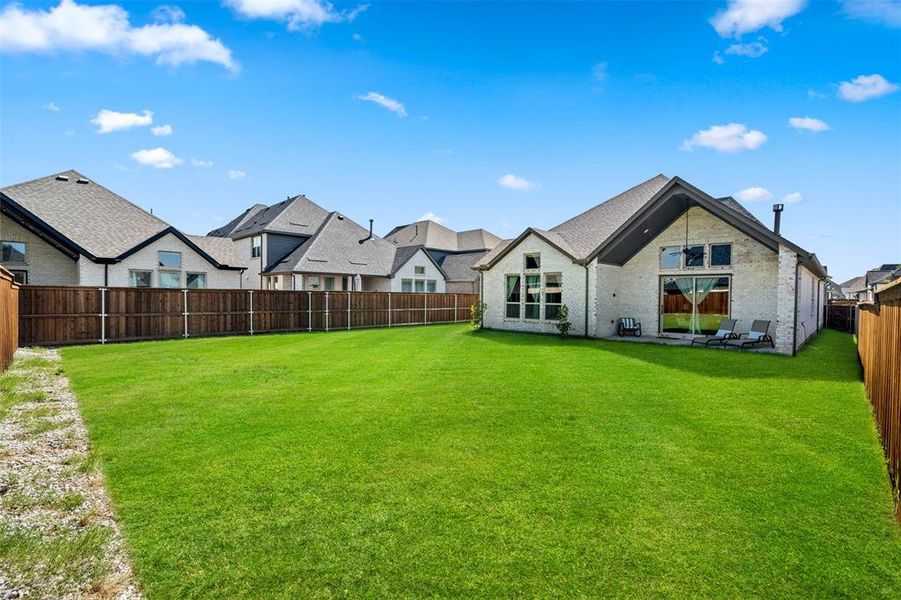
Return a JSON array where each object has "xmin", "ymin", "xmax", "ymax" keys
[{"xmin": 772, "ymin": 203, "xmax": 784, "ymax": 234}]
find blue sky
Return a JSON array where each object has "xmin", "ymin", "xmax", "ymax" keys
[{"xmin": 1, "ymin": 0, "xmax": 899, "ymax": 282}]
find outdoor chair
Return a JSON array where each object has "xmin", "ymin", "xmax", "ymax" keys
[
  {"xmin": 725, "ymin": 320, "xmax": 775, "ymax": 349},
  {"xmin": 690, "ymin": 319, "xmax": 738, "ymax": 347},
  {"xmin": 617, "ymin": 317, "xmax": 642, "ymax": 337}
]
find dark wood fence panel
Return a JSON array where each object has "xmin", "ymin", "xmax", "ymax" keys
[
  {"xmin": 18, "ymin": 286, "xmax": 478, "ymax": 346},
  {"xmin": 826, "ymin": 301, "xmax": 857, "ymax": 333},
  {"xmin": 0, "ymin": 267, "xmax": 20, "ymax": 372},
  {"xmin": 857, "ymin": 279, "xmax": 901, "ymax": 514}
]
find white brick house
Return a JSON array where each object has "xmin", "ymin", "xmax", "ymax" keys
[
  {"xmin": 0, "ymin": 171, "xmax": 245, "ymax": 289},
  {"xmin": 475, "ymin": 175, "xmax": 827, "ymax": 355}
]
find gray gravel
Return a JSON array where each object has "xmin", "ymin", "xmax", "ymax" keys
[{"xmin": 0, "ymin": 348, "xmax": 142, "ymax": 599}]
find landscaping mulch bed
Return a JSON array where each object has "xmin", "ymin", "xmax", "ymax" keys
[{"xmin": 0, "ymin": 348, "xmax": 141, "ymax": 600}]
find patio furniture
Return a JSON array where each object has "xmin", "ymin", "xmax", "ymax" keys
[
  {"xmin": 690, "ymin": 319, "xmax": 738, "ymax": 347},
  {"xmin": 725, "ymin": 320, "xmax": 775, "ymax": 349},
  {"xmin": 618, "ymin": 317, "xmax": 642, "ymax": 337}
]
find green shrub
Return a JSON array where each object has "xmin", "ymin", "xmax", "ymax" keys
[
  {"xmin": 555, "ymin": 304, "xmax": 572, "ymax": 337},
  {"xmin": 470, "ymin": 302, "xmax": 487, "ymax": 329}
]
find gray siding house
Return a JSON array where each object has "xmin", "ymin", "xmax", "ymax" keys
[
  {"xmin": 475, "ymin": 175, "xmax": 828, "ymax": 355},
  {"xmin": 0, "ymin": 171, "xmax": 244, "ymax": 288}
]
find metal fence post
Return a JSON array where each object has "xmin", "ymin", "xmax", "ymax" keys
[
  {"xmin": 325, "ymin": 292, "xmax": 330, "ymax": 332},
  {"xmin": 99, "ymin": 287, "xmax": 107, "ymax": 344},
  {"xmin": 454, "ymin": 294, "xmax": 458, "ymax": 323},
  {"xmin": 388, "ymin": 293, "xmax": 392, "ymax": 327},
  {"xmin": 347, "ymin": 291, "xmax": 351, "ymax": 330},
  {"xmin": 308, "ymin": 291, "xmax": 312, "ymax": 331},
  {"xmin": 183, "ymin": 289, "xmax": 189, "ymax": 338},
  {"xmin": 249, "ymin": 290, "xmax": 254, "ymax": 335}
]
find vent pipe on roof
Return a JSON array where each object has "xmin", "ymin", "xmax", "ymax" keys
[
  {"xmin": 772, "ymin": 203, "xmax": 784, "ymax": 234},
  {"xmin": 359, "ymin": 219, "xmax": 374, "ymax": 244}
]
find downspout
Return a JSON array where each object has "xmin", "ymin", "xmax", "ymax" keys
[
  {"xmin": 479, "ymin": 270, "xmax": 484, "ymax": 328},
  {"xmin": 792, "ymin": 258, "xmax": 799, "ymax": 356},
  {"xmin": 103, "ymin": 263, "xmax": 108, "ymax": 287},
  {"xmin": 816, "ymin": 278, "xmax": 821, "ymax": 331},
  {"xmin": 583, "ymin": 263, "xmax": 589, "ymax": 338},
  {"xmin": 239, "ymin": 268, "xmax": 245, "ymax": 290}
]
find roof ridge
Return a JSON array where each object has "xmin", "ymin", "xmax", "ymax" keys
[
  {"xmin": 551, "ymin": 173, "xmax": 669, "ymax": 232},
  {"xmin": 0, "ymin": 169, "xmax": 80, "ymax": 191}
]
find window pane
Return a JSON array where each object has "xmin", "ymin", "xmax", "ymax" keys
[
  {"xmin": 524, "ymin": 304, "xmax": 540, "ymax": 319},
  {"xmin": 710, "ymin": 244, "xmax": 731, "ymax": 266},
  {"xmin": 251, "ymin": 236, "xmax": 262, "ymax": 258},
  {"xmin": 186, "ymin": 273, "xmax": 207, "ymax": 289},
  {"xmin": 506, "ymin": 303, "xmax": 520, "ymax": 318},
  {"xmin": 401, "ymin": 279, "xmax": 412, "ymax": 292},
  {"xmin": 505, "ymin": 275, "xmax": 520, "ymax": 302},
  {"xmin": 10, "ymin": 270, "xmax": 27, "ymax": 285},
  {"xmin": 660, "ymin": 246, "xmax": 680, "ymax": 269},
  {"xmin": 524, "ymin": 254, "xmax": 540, "ymax": 270},
  {"xmin": 414, "ymin": 266, "xmax": 425, "ymax": 275},
  {"xmin": 544, "ymin": 273, "xmax": 562, "ymax": 304},
  {"xmin": 684, "ymin": 246, "xmax": 704, "ymax": 267},
  {"xmin": 130, "ymin": 271, "xmax": 151, "ymax": 288},
  {"xmin": 159, "ymin": 271, "xmax": 180, "ymax": 288},
  {"xmin": 324, "ymin": 277, "xmax": 335, "ymax": 291},
  {"xmin": 525, "ymin": 275, "xmax": 541, "ymax": 303},
  {"xmin": 158, "ymin": 251, "xmax": 181, "ymax": 268},
  {"xmin": 426, "ymin": 280, "xmax": 436, "ymax": 292},
  {"xmin": 414, "ymin": 280, "xmax": 425, "ymax": 292},
  {"xmin": 545, "ymin": 304, "xmax": 560, "ymax": 320},
  {"xmin": 2, "ymin": 241, "xmax": 26, "ymax": 263}
]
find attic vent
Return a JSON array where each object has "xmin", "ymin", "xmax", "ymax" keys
[
  {"xmin": 336, "ymin": 214, "xmax": 345, "ymax": 220},
  {"xmin": 349, "ymin": 261, "xmax": 367, "ymax": 266},
  {"xmin": 55, "ymin": 175, "xmax": 69, "ymax": 181},
  {"xmin": 76, "ymin": 178, "xmax": 90, "ymax": 184},
  {"xmin": 308, "ymin": 258, "xmax": 328, "ymax": 263},
  {"xmin": 288, "ymin": 222, "xmax": 308, "ymax": 227}
]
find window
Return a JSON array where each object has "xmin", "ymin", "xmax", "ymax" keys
[
  {"xmin": 660, "ymin": 246, "xmax": 681, "ymax": 269},
  {"xmin": 308, "ymin": 276, "xmax": 320, "ymax": 290},
  {"xmin": 324, "ymin": 277, "xmax": 335, "ymax": 291},
  {"xmin": 9, "ymin": 270, "xmax": 27, "ymax": 285},
  {"xmin": 159, "ymin": 271, "xmax": 180, "ymax": 288},
  {"xmin": 524, "ymin": 274, "xmax": 541, "ymax": 319},
  {"xmin": 129, "ymin": 270, "xmax": 152, "ymax": 288},
  {"xmin": 158, "ymin": 251, "xmax": 181, "ymax": 269},
  {"xmin": 251, "ymin": 236, "xmax": 262, "ymax": 258},
  {"xmin": 1, "ymin": 241, "xmax": 26, "ymax": 263},
  {"xmin": 683, "ymin": 245, "xmax": 704, "ymax": 268},
  {"xmin": 524, "ymin": 253, "xmax": 540, "ymax": 270},
  {"xmin": 426, "ymin": 280, "xmax": 437, "ymax": 293},
  {"xmin": 415, "ymin": 279, "xmax": 425, "ymax": 292},
  {"xmin": 661, "ymin": 275, "xmax": 730, "ymax": 335},
  {"xmin": 710, "ymin": 244, "xmax": 731, "ymax": 267},
  {"xmin": 401, "ymin": 279, "xmax": 413, "ymax": 292},
  {"xmin": 186, "ymin": 273, "xmax": 207, "ymax": 289},
  {"xmin": 505, "ymin": 275, "xmax": 521, "ymax": 318},
  {"xmin": 544, "ymin": 273, "xmax": 562, "ymax": 320},
  {"xmin": 414, "ymin": 265, "xmax": 426, "ymax": 275}
]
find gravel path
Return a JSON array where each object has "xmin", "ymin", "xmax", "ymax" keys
[{"xmin": 0, "ymin": 348, "xmax": 142, "ymax": 600}]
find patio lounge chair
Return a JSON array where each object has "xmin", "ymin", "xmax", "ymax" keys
[
  {"xmin": 725, "ymin": 320, "xmax": 775, "ymax": 349},
  {"xmin": 617, "ymin": 317, "xmax": 641, "ymax": 337},
  {"xmin": 690, "ymin": 319, "xmax": 738, "ymax": 347}
]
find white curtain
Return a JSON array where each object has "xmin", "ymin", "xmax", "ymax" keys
[{"xmin": 691, "ymin": 277, "xmax": 719, "ymax": 334}]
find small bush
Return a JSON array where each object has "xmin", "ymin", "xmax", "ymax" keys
[
  {"xmin": 470, "ymin": 302, "xmax": 487, "ymax": 329},
  {"xmin": 555, "ymin": 304, "xmax": 572, "ymax": 337}
]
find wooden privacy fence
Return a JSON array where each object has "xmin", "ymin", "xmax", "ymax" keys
[
  {"xmin": 18, "ymin": 286, "xmax": 479, "ymax": 346},
  {"xmin": 857, "ymin": 278, "xmax": 901, "ymax": 511},
  {"xmin": 0, "ymin": 267, "xmax": 20, "ymax": 372},
  {"xmin": 825, "ymin": 301, "xmax": 857, "ymax": 333}
]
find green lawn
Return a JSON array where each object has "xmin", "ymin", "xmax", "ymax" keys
[{"xmin": 60, "ymin": 326, "xmax": 901, "ymax": 598}]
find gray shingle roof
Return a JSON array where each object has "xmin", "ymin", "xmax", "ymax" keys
[
  {"xmin": 186, "ymin": 235, "xmax": 245, "ymax": 267},
  {"xmin": 214, "ymin": 195, "xmax": 331, "ymax": 239},
  {"xmin": 267, "ymin": 212, "xmax": 397, "ymax": 276},
  {"xmin": 1, "ymin": 169, "xmax": 170, "ymax": 258},
  {"xmin": 390, "ymin": 245, "xmax": 424, "ymax": 276},
  {"xmin": 439, "ymin": 251, "xmax": 487, "ymax": 281},
  {"xmin": 385, "ymin": 220, "xmax": 501, "ymax": 252}
]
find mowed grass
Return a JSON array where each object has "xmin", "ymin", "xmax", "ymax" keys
[{"xmin": 61, "ymin": 326, "xmax": 901, "ymax": 598}]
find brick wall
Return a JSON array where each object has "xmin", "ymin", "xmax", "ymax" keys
[{"xmin": 0, "ymin": 214, "xmax": 78, "ymax": 285}]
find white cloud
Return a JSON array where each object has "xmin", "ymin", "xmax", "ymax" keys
[
  {"xmin": 498, "ymin": 173, "xmax": 537, "ymax": 192},
  {"xmin": 788, "ymin": 116, "xmax": 830, "ymax": 132},
  {"xmin": 228, "ymin": 169, "xmax": 247, "ymax": 181},
  {"xmin": 191, "ymin": 158, "xmax": 213, "ymax": 167},
  {"xmin": 150, "ymin": 5, "xmax": 185, "ymax": 24},
  {"xmin": 680, "ymin": 123, "xmax": 767, "ymax": 152},
  {"xmin": 837, "ymin": 73, "xmax": 899, "ymax": 101},
  {"xmin": 356, "ymin": 91, "xmax": 406, "ymax": 117},
  {"xmin": 352, "ymin": 33, "xmax": 363, "ymax": 42},
  {"xmin": 710, "ymin": 0, "xmax": 806, "ymax": 38},
  {"xmin": 91, "ymin": 109, "xmax": 153, "ymax": 133},
  {"xmin": 131, "ymin": 147, "xmax": 182, "ymax": 169},
  {"xmin": 0, "ymin": 0, "xmax": 237, "ymax": 71},
  {"xmin": 734, "ymin": 186, "xmax": 773, "ymax": 202},
  {"xmin": 783, "ymin": 191, "xmax": 803, "ymax": 203},
  {"xmin": 151, "ymin": 124, "xmax": 173, "ymax": 136},
  {"xmin": 807, "ymin": 88, "xmax": 826, "ymax": 99},
  {"xmin": 724, "ymin": 37, "xmax": 768, "ymax": 57},
  {"xmin": 419, "ymin": 211, "xmax": 446, "ymax": 225},
  {"xmin": 591, "ymin": 61, "xmax": 608, "ymax": 82},
  {"xmin": 712, "ymin": 51, "xmax": 725, "ymax": 64},
  {"xmin": 839, "ymin": 0, "xmax": 901, "ymax": 28},
  {"xmin": 63, "ymin": 129, "xmax": 75, "ymax": 136},
  {"xmin": 225, "ymin": 0, "xmax": 368, "ymax": 30},
  {"xmin": 42, "ymin": 101, "xmax": 60, "ymax": 111}
]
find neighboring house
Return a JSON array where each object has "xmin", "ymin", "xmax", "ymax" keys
[
  {"xmin": 839, "ymin": 275, "xmax": 867, "ymax": 301},
  {"xmin": 385, "ymin": 220, "xmax": 502, "ymax": 293},
  {"xmin": 840, "ymin": 265, "xmax": 901, "ymax": 302},
  {"xmin": 210, "ymin": 199, "xmax": 447, "ymax": 292},
  {"xmin": 0, "ymin": 170, "xmax": 244, "ymax": 288},
  {"xmin": 824, "ymin": 280, "xmax": 846, "ymax": 301},
  {"xmin": 474, "ymin": 175, "xmax": 828, "ymax": 356}
]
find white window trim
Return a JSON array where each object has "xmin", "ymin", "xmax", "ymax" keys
[
  {"xmin": 158, "ymin": 250, "xmax": 182, "ymax": 270},
  {"xmin": 543, "ymin": 272, "xmax": 563, "ymax": 321},
  {"xmin": 1, "ymin": 240, "xmax": 27, "ymax": 265},
  {"xmin": 523, "ymin": 272, "xmax": 541, "ymax": 320},
  {"xmin": 524, "ymin": 252, "xmax": 541, "ymax": 271},
  {"xmin": 129, "ymin": 269, "xmax": 153, "ymax": 288},
  {"xmin": 708, "ymin": 242, "xmax": 732, "ymax": 268},
  {"xmin": 505, "ymin": 273, "xmax": 522, "ymax": 320},
  {"xmin": 158, "ymin": 270, "xmax": 181, "ymax": 289},
  {"xmin": 186, "ymin": 272, "xmax": 208, "ymax": 289}
]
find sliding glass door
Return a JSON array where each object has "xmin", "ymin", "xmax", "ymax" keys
[{"xmin": 661, "ymin": 276, "xmax": 730, "ymax": 335}]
